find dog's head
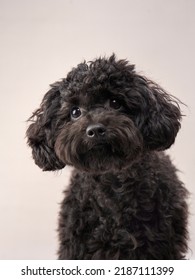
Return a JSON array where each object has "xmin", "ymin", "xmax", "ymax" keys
[{"xmin": 26, "ymin": 55, "xmax": 182, "ymax": 173}]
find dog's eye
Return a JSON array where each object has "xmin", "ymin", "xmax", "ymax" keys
[
  {"xmin": 109, "ymin": 99, "xmax": 121, "ymax": 110},
  {"xmin": 71, "ymin": 107, "xmax": 81, "ymax": 119}
]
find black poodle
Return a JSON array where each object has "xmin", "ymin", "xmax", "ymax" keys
[{"xmin": 26, "ymin": 54, "xmax": 189, "ymax": 259}]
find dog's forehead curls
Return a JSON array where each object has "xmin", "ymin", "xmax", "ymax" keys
[
  {"xmin": 26, "ymin": 54, "xmax": 182, "ymax": 173},
  {"xmin": 59, "ymin": 55, "xmax": 135, "ymax": 98}
]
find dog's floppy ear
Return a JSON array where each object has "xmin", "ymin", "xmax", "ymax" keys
[
  {"xmin": 136, "ymin": 76, "xmax": 182, "ymax": 151},
  {"xmin": 26, "ymin": 82, "xmax": 65, "ymax": 171}
]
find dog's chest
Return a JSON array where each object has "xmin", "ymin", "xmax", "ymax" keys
[{"xmin": 76, "ymin": 171, "xmax": 156, "ymax": 226}]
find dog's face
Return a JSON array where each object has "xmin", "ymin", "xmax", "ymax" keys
[
  {"xmin": 54, "ymin": 88, "xmax": 144, "ymax": 173},
  {"xmin": 26, "ymin": 55, "xmax": 182, "ymax": 173}
]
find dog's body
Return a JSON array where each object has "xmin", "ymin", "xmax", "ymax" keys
[{"xmin": 27, "ymin": 55, "xmax": 188, "ymax": 259}]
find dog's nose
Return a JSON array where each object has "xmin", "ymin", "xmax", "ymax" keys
[{"xmin": 86, "ymin": 124, "xmax": 106, "ymax": 138}]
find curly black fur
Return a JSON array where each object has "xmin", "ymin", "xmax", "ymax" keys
[{"xmin": 26, "ymin": 54, "xmax": 189, "ymax": 259}]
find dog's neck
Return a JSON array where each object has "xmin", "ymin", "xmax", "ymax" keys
[{"xmin": 81, "ymin": 151, "xmax": 159, "ymax": 184}]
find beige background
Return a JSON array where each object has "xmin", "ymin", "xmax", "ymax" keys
[{"xmin": 0, "ymin": 0, "xmax": 194, "ymax": 259}]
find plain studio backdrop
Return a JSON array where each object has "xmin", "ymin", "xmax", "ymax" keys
[{"xmin": 0, "ymin": 0, "xmax": 194, "ymax": 259}]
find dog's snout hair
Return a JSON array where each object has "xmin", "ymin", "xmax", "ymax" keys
[{"xmin": 26, "ymin": 54, "xmax": 189, "ymax": 260}]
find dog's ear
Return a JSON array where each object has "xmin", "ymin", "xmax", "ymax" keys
[
  {"xmin": 135, "ymin": 76, "xmax": 182, "ymax": 151},
  {"xmin": 26, "ymin": 82, "xmax": 65, "ymax": 171}
]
